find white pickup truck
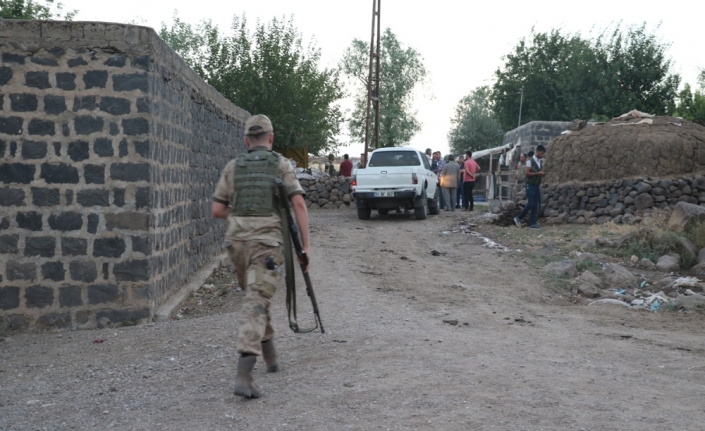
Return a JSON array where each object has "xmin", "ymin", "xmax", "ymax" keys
[{"xmin": 351, "ymin": 147, "xmax": 440, "ymax": 220}]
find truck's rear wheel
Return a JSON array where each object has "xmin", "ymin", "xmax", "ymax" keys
[
  {"xmin": 414, "ymin": 191, "xmax": 428, "ymax": 220},
  {"xmin": 357, "ymin": 207, "xmax": 371, "ymax": 220}
]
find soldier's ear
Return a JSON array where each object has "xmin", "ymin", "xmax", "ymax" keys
[{"xmin": 268, "ymin": 132, "xmax": 274, "ymax": 145}]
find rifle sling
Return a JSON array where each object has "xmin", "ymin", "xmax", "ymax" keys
[{"xmin": 280, "ymin": 205, "xmax": 318, "ymax": 334}]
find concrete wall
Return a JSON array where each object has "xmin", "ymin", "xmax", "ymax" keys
[
  {"xmin": 501, "ymin": 121, "xmax": 570, "ymax": 161},
  {"xmin": 0, "ymin": 21, "xmax": 248, "ymax": 331}
]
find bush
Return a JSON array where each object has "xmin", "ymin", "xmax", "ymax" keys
[
  {"xmin": 576, "ymin": 260, "xmax": 602, "ymax": 273},
  {"xmin": 685, "ymin": 219, "xmax": 705, "ymax": 251},
  {"xmin": 620, "ymin": 228, "xmax": 696, "ymax": 269}
]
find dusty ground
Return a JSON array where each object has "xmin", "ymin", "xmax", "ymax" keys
[{"xmin": 2, "ymin": 209, "xmax": 705, "ymax": 431}]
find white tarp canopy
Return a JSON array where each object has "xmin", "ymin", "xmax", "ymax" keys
[{"xmin": 471, "ymin": 142, "xmax": 515, "ymax": 160}]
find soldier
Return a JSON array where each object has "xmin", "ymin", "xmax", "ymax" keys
[{"xmin": 211, "ymin": 114, "xmax": 310, "ymax": 398}]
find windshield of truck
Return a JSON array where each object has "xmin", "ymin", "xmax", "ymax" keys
[{"xmin": 368, "ymin": 151, "xmax": 421, "ymax": 167}]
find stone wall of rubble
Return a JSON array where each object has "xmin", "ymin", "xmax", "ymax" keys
[
  {"xmin": 298, "ymin": 176, "xmax": 354, "ymax": 209},
  {"xmin": 514, "ymin": 175, "xmax": 705, "ymax": 224}
]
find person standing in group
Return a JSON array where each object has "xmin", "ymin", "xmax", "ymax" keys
[
  {"xmin": 425, "ymin": 148, "xmax": 433, "ymax": 164},
  {"xmin": 514, "ymin": 145, "xmax": 546, "ymax": 229},
  {"xmin": 339, "ymin": 154, "xmax": 353, "ymax": 177},
  {"xmin": 325, "ymin": 154, "xmax": 336, "ymax": 176},
  {"xmin": 440, "ymin": 154, "xmax": 460, "ymax": 212},
  {"xmin": 358, "ymin": 153, "xmax": 367, "ymax": 169},
  {"xmin": 433, "ymin": 151, "xmax": 446, "ymax": 209},
  {"xmin": 513, "ymin": 153, "xmax": 527, "ymax": 199},
  {"xmin": 463, "ymin": 151, "xmax": 480, "ymax": 211},
  {"xmin": 456, "ymin": 154, "xmax": 465, "ymax": 209},
  {"xmin": 211, "ymin": 114, "xmax": 311, "ymax": 398}
]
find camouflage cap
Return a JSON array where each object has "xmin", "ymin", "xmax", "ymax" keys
[{"xmin": 245, "ymin": 114, "xmax": 273, "ymax": 136}]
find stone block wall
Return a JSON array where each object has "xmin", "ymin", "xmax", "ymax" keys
[
  {"xmin": 0, "ymin": 21, "xmax": 248, "ymax": 331},
  {"xmin": 514, "ymin": 175, "xmax": 705, "ymax": 225},
  {"xmin": 502, "ymin": 121, "xmax": 570, "ymax": 159}
]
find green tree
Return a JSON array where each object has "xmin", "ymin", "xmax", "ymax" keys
[
  {"xmin": 159, "ymin": 12, "xmax": 217, "ymax": 71},
  {"xmin": 672, "ymin": 83, "xmax": 705, "ymax": 125},
  {"xmin": 0, "ymin": 0, "xmax": 76, "ymax": 20},
  {"xmin": 492, "ymin": 24, "xmax": 680, "ymax": 130},
  {"xmin": 160, "ymin": 14, "xmax": 344, "ymax": 155},
  {"xmin": 341, "ymin": 28, "xmax": 428, "ymax": 148},
  {"xmin": 448, "ymin": 86, "xmax": 503, "ymax": 154}
]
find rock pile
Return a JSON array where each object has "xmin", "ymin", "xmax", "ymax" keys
[
  {"xmin": 543, "ymin": 254, "xmax": 705, "ymax": 311},
  {"xmin": 298, "ymin": 175, "xmax": 354, "ymax": 209}
]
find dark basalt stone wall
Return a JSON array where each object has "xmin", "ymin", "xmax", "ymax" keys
[{"xmin": 0, "ymin": 20, "xmax": 248, "ymax": 331}]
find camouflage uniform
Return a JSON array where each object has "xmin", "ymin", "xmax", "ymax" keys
[{"xmin": 213, "ymin": 150, "xmax": 304, "ymax": 356}]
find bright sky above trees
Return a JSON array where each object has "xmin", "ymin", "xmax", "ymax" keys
[{"xmin": 61, "ymin": 0, "xmax": 703, "ymax": 154}]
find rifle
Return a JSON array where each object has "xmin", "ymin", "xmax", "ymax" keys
[{"xmin": 275, "ymin": 179, "xmax": 325, "ymax": 334}]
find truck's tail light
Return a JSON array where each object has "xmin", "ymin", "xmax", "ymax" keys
[
  {"xmin": 412, "ymin": 173, "xmax": 418, "ymax": 185},
  {"xmin": 351, "ymin": 175, "xmax": 357, "ymax": 187}
]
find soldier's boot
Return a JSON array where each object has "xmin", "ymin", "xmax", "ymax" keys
[
  {"xmin": 261, "ymin": 339, "xmax": 279, "ymax": 373},
  {"xmin": 233, "ymin": 354, "xmax": 262, "ymax": 398}
]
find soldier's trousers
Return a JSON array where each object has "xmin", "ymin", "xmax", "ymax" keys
[{"xmin": 227, "ymin": 240, "xmax": 283, "ymax": 356}]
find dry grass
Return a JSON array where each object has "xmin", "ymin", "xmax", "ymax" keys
[{"xmin": 480, "ymin": 208, "xmax": 700, "ymax": 269}]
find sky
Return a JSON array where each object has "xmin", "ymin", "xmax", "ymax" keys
[{"xmin": 66, "ymin": 0, "xmax": 703, "ymax": 156}]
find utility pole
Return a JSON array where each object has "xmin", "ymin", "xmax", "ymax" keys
[
  {"xmin": 373, "ymin": 0, "xmax": 381, "ymax": 151},
  {"xmin": 362, "ymin": 0, "xmax": 381, "ymax": 168},
  {"xmin": 517, "ymin": 86, "xmax": 524, "ymax": 129}
]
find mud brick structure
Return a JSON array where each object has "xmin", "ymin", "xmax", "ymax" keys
[
  {"xmin": 512, "ymin": 116, "xmax": 705, "ymax": 224},
  {"xmin": 0, "ymin": 21, "xmax": 248, "ymax": 331}
]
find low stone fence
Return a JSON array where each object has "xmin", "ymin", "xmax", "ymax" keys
[
  {"xmin": 298, "ymin": 176, "xmax": 353, "ymax": 209},
  {"xmin": 516, "ymin": 175, "xmax": 705, "ymax": 224}
]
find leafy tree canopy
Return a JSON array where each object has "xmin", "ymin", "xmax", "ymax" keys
[
  {"xmin": 448, "ymin": 86, "xmax": 503, "ymax": 154},
  {"xmin": 0, "ymin": 0, "xmax": 76, "ymax": 20},
  {"xmin": 672, "ymin": 82, "xmax": 705, "ymax": 125},
  {"xmin": 160, "ymin": 13, "xmax": 344, "ymax": 155},
  {"xmin": 492, "ymin": 23, "xmax": 680, "ymax": 130},
  {"xmin": 341, "ymin": 28, "xmax": 428, "ymax": 148}
]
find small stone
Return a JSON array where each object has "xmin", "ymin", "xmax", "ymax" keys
[
  {"xmin": 576, "ymin": 252, "xmax": 599, "ymax": 265},
  {"xmin": 698, "ymin": 248, "xmax": 705, "ymax": 265},
  {"xmin": 633, "ymin": 193, "xmax": 654, "ymax": 210},
  {"xmin": 656, "ymin": 255, "xmax": 680, "ymax": 273},
  {"xmin": 575, "ymin": 282, "xmax": 600, "ymax": 298},
  {"xmin": 637, "ymin": 258, "xmax": 657, "ymax": 271},
  {"xmin": 603, "ymin": 263, "xmax": 638, "ymax": 288},
  {"xmin": 97, "ymin": 316, "xmax": 111, "ymax": 329},
  {"xmin": 578, "ymin": 270, "xmax": 602, "ymax": 287},
  {"xmin": 543, "ymin": 260, "xmax": 577, "ymax": 278},
  {"xmin": 667, "ymin": 202, "xmax": 705, "ymax": 232}
]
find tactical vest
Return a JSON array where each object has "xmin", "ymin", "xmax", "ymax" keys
[
  {"xmin": 526, "ymin": 157, "xmax": 543, "ymax": 186},
  {"xmin": 231, "ymin": 149, "xmax": 282, "ymax": 217}
]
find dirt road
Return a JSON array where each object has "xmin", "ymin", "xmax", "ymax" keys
[{"xmin": 2, "ymin": 209, "xmax": 704, "ymax": 430}]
